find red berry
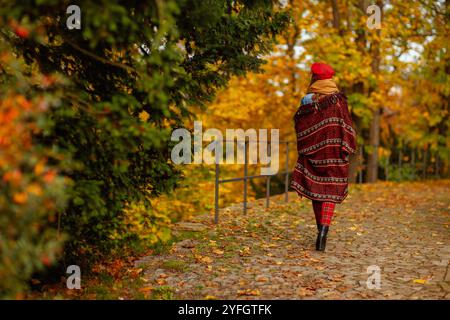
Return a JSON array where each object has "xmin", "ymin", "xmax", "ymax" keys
[
  {"xmin": 41, "ymin": 255, "xmax": 52, "ymax": 267},
  {"xmin": 14, "ymin": 26, "xmax": 29, "ymax": 39}
]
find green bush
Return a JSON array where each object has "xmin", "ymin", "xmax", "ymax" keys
[
  {"xmin": 387, "ymin": 164, "xmax": 419, "ymax": 182},
  {"xmin": 0, "ymin": 0, "xmax": 288, "ymax": 296},
  {"xmin": 0, "ymin": 47, "xmax": 70, "ymax": 298}
]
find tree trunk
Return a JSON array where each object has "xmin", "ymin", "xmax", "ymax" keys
[
  {"xmin": 435, "ymin": 153, "xmax": 440, "ymax": 177},
  {"xmin": 348, "ymin": 151, "xmax": 359, "ymax": 183},
  {"xmin": 366, "ymin": 0, "xmax": 383, "ymax": 183},
  {"xmin": 367, "ymin": 108, "xmax": 380, "ymax": 182},
  {"xmin": 286, "ymin": 0, "xmax": 301, "ymax": 98},
  {"xmin": 331, "ymin": 0, "xmax": 344, "ymax": 36},
  {"xmin": 385, "ymin": 153, "xmax": 389, "ymax": 181},
  {"xmin": 422, "ymin": 147, "xmax": 428, "ymax": 178}
]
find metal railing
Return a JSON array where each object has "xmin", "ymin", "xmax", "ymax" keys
[{"xmin": 214, "ymin": 139, "xmax": 296, "ymax": 224}]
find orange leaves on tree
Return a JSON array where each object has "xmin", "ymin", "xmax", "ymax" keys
[
  {"xmin": 0, "ymin": 47, "xmax": 69, "ymax": 297},
  {"xmin": 2, "ymin": 169, "xmax": 22, "ymax": 186},
  {"xmin": 43, "ymin": 170, "xmax": 57, "ymax": 184},
  {"xmin": 13, "ymin": 192, "xmax": 28, "ymax": 204}
]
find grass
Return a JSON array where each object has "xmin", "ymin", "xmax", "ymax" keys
[
  {"xmin": 83, "ymin": 283, "xmax": 118, "ymax": 300},
  {"xmin": 151, "ymin": 238, "xmax": 177, "ymax": 255},
  {"xmin": 161, "ymin": 259, "xmax": 190, "ymax": 272},
  {"xmin": 151, "ymin": 285, "xmax": 174, "ymax": 300},
  {"xmin": 152, "ymin": 229, "xmax": 208, "ymax": 255},
  {"xmin": 193, "ymin": 284, "xmax": 205, "ymax": 297},
  {"xmin": 74, "ymin": 270, "xmax": 148, "ymax": 300}
]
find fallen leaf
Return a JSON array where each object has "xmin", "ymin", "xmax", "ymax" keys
[
  {"xmin": 256, "ymin": 276, "xmax": 269, "ymax": 282},
  {"xmin": 201, "ymin": 256, "xmax": 213, "ymax": 264},
  {"xmin": 412, "ymin": 279, "xmax": 427, "ymax": 284},
  {"xmin": 237, "ymin": 289, "xmax": 261, "ymax": 296},
  {"xmin": 297, "ymin": 287, "xmax": 315, "ymax": 297}
]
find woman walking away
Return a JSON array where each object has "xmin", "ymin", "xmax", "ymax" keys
[{"xmin": 291, "ymin": 62, "xmax": 357, "ymax": 252}]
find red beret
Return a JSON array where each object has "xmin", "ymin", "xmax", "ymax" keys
[{"xmin": 311, "ymin": 62, "xmax": 335, "ymax": 80}]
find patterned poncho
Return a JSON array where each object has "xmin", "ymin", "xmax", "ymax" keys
[{"xmin": 291, "ymin": 92, "xmax": 356, "ymax": 203}]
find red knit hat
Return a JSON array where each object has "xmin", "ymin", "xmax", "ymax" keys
[{"xmin": 311, "ymin": 62, "xmax": 335, "ymax": 80}]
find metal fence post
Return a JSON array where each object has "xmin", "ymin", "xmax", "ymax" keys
[
  {"xmin": 358, "ymin": 145, "xmax": 363, "ymax": 183},
  {"xmin": 214, "ymin": 162, "xmax": 219, "ymax": 224},
  {"xmin": 214, "ymin": 139, "xmax": 295, "ymax": 222},
  {"xmin": 266, "ymin": 176, "xmax": 270, "ymax": 208},
  {"xmin": 243, "ymin": 139, "xmax": 248, "ymax": 214},
  {"xmin": 266, "ymin": 140, "xmax": 271, "ymax": 208},
  {"xmin": 284, "ymin": 142, "xmax": 289, "ymax": 202}
]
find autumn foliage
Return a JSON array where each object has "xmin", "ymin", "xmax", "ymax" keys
[
  {"xmin": 0, "ymin": 47, "xmax": 69, "ymax": 297},
  {"xmin": 0, "ymin": 0, "xmax": 448, "ymax": 299},
  {"xmin": 0, "ymin": 0, "xmax": 288, "ymax": 297}
]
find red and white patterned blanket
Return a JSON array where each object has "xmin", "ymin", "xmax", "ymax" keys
[{"xmin": 291, "ymin": 92, "xmax": 356, "ymax": 203}]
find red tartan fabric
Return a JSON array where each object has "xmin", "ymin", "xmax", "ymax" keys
[
  {"xmin": 291, "ymin": 92, "xmax": 356, "ymax": 204},
  {"xmin": 312, "ymin": 201, "xmax": 336, "ymax": 226}
]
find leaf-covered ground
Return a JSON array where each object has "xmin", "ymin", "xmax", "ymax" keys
[{"xmin": 134, "ymin": 180, "xmax": 450, "ymax": 299}]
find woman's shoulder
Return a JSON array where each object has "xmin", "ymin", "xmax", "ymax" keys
[
  {"xmin": 300, "ymin": 93, "xmax": 314, "ymax": 106},
  {"xmin": 300, "ymin": 93, "xmax": 328, "ymax": 106}
]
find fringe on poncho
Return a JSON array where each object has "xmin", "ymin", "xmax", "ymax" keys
[{"xmin": 291, "ymin": 92, "xmax": 356, "ymax": 203}]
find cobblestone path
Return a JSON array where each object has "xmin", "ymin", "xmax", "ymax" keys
[{"xmin": 135, "ymin": 180, "xmax": 450, "ymax": 299}]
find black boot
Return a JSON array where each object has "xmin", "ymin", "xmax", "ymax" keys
[{"xmin": 316, "ymin": 224, "xmax": 329, "ymax": 251}]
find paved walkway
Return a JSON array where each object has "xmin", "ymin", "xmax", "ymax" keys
[{"xmin": 135, "ymin": 180, "xmax": 450, "ymax": 299}]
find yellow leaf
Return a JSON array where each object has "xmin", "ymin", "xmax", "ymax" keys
[
  {"xmin": 26, "ymin": 183, "xmax": 42, "ymax": 196},
  {"xmin": 198, "ymin": 256, "xmax": 213, "ymax": 264},
  {"xmin": 237, "ymin": 289, "xmax": 260, "ymax": 296},
  {"xmin": 412, "ymin": 279, "xmax": 427, "ymax": 284}
]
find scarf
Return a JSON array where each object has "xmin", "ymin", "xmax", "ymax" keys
[
  {"xmin": 307, "ymin": 79, "xmax": 339, "ymax": 95},
  {"xmin": 291, "ymin": 92, "xmax": 356, "ymax": 203}
]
